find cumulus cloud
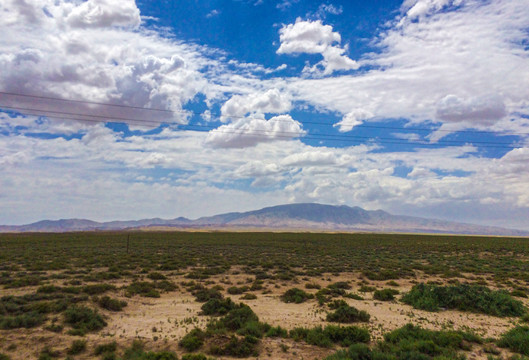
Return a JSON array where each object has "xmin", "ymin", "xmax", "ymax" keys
[
  {"xmin": 286, "ymin": 0, "xmax": 529, "ymax": 136},
  {"xmin": 0, "ymin": 0, "xmax": 209, "ymax": 130},
  {"xmin": 65, "ymin": 0, "xmax": 141, "ymax": 29},
  {"xmin": 205, "ymin": 114, "xmax": 304, "ymax": 148},
  {"xmin": 220, "ymin": 89, "xmax": 292, "ymax": 121},
  {"xmin": 435, "ymin": 94, "xmax": 507, "ymax": 125},
  {"xmin": 335, "ymin": 109, "xmax": 373, "ymax": 132},
  {"xmin": 277, "ymin": 18, "xmax": 359, "ymax": 75}
]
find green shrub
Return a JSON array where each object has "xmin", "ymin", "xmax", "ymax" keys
[
  {"xmin": 305, "ymin": 283, "xmax": 321, "ymax": 289},
  {"xmin": 96, "ymin": 296, "xmax": 127, "ymax": 311},
  {"xmin": 63, "ymin": 305, "xmax": 106, "ymax": 335},
  {"xmin": 125, "ymin": 282, "xmax": 160, "ymax": 298},
  {"xmin": 180, "ymin": 328, "xmax": 206, "ymax": 352},
  {"xmin": 497, "ymin": 326, "xmax": 529, "ymax": 355},
  {"xmin": 201, "ymin": 298, "xmax": 236, "ymax": 316},
  {"xmin": 265, "ymin": 325, "xmax": 288, "ymax": 338},
  {"xmin": 67, "ymin": 340, "xmax": 86, "ymax": 355},
  {"xmin": 227, "ymin": 286, "xmax": 248, "ymax": 295},
  {"xmin": 181, "ymin": 354, "xmax": 209, "ymax": 360},
  {"xmin": 209, "ymin": 335, "xmax": 259, "ymax": 357},
  {"xmin": 289, "ymin": 325, "xmax": 369, "ymax": 348},
  {"xmin": 281, "ymin": 288, "xmax": 313, "ymax": 304},
  {"xmin": 218, "ymin": 304, "xmax": 259, "ymax": 331},
  {"xmin": 401, "ymin": 283, "xmax": 526, "ymax": 317},
  {"xmin": 0, "ymin": 312, "xmax": 45, "ymax": 329},
  {"xmin": 240, "ymin": 293, "xmax": 257, "ymax": 300},
  {"xmin": 329, "ymin": 282, "xmax": 352, "ymax": 290},
  {"xmin": 193, "ymin": 287, "xmax": 223, "ymax": 303},
  {"xmin": 236, "ymin": 320, "xmax": 270, "ymax": 338},
  {"xmin": 344, "ymin": 293, "xmax": 364, "ymax": 300},
  {"xmin": 94, "ymin": 341, "xmax": 117, "ymax": 355},
  {"xmin": 155, "ymin": 280, "xmax": 178, "ymax": 292},
  {"xmin": 327, "ymin": 304, "xmax": 370, "ymax": 323},
  {"xmin": 358, "ymin": 285, "xmax": 376, "ymax": 293},
  {"xmin": 147, "ymin": 272, "xmax": 167, "ymax": 280},
  {"xmin": 373, "ymin": 289, "xmax": 399, "ymax": 301},
  {"xmin": 0, "ymin": 354, "xmax": 10, "ymax": 360}
]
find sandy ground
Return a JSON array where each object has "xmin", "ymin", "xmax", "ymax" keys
[{"xmin": 1, "ymin": 270, "xmax": 527, "ymax": 359}]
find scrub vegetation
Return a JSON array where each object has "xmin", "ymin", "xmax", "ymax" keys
[{"xmin": 0, "ymin": 231, "xmax": 528, "ymax": 359}]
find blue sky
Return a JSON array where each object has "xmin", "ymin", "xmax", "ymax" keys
[{"xmin": 1, "ymin": 0, "xmax": 529, "ymax": 229}]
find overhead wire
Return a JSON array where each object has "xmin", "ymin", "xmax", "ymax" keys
[
  {"xmin": 2, "ymin": 90, "xmax": 528, "ymax": 136},
  {"xmin": 0, "ymin": 95, "xmax": 526, "ymax": 149}
]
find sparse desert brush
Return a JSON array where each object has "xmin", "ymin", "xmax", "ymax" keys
[
  {"xmin": 201, "ymin": 298, "xmax": 237, "ymax": 316},
  {"xmin": 373, "ymin": 288, "xmax": 399, "ymax": 301},
  {"xmin": 326, "ymin": 303, "xmax": 370, "ymax": 323},
  {"xmin": 240, "ymin": 293, "xmax": 257, "ymax": 300},
  {"xmin": 280, "ymin": 288, "xmax": 313, "ymax": 303},
  {"xmin": 125, "ymin": 281, "xmax": 160, "ymax": 298},
  {"xmin": 209, "ymin": 334, "xmax": 260, "ymax": 357},
  {"xmin": 402, "ymin": 283, "xmax": 526, "ymax": 317},
  {"xmin": 95, "ymin": 296, "xmax": 127, "ymax": 311},
  {"xmin": 497, "ymin": 326, "xmax": 529, "ymax": 355},
  {"xmin": 227, "ymin": 286, "xmax": 248, "ymax": 295},
  {"xmin": 180, "ymin": 328, "xmax": 207, "ymax": 352},
  {"xmin": 94, "ymin": 341, "xmax": 117, "ymax": 355},
  {"xmin": 289, "ymin": 325, "xmax": 369, "ymax": 348},
  {"xmin": 147, "ymin": 271, "xmax": 167, "ymax": 280},
  {"xmin": 63, "ymin": 305, "xmax": 106, "ymax": 335}
]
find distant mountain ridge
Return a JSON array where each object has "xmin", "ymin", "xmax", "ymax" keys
[{"xmin": 1, "ymin": 203, "xmax": 527, "ymax": 236}]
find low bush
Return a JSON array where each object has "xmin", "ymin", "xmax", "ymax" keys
[
  {"xmin": 125, "ymin": 282, "xmax": 160, "ymax": 298},
  {"xmin": 217, "ymin": 304, "xmax": 259, "ymax": 331},
  {"xmin": 280, "ymin": 288, "xmax": 313, "ymax": 304},
  {"xmin": 67, "ymin": 339, "xmax": 86, "ymax": 355},
  {"xmin": 325, "ymin": 324, "xmax": 481, "ymax": 360},
  {"xmin": 193, "ymin": 287, "xmax": 223, "ymax": 303},
  {"xmin": 289, "ymin": 325, "xmax": 369, "ymax": 348},
  {"xmin": 201, "ymin": 298, "xmax": 236, "ymax": 316},
  {"xmin": 181, "ymin": 354, "xmax": 209, "ymax": 360},
  {"xmin": 147, "ymin": 272, "xmax": 167, "ymax": 280},
  {"xmin": 0, "ymin": 312, "xmax": 45, "ymax": 329},
  {"xmin": 373, "ymin": 289, "xmax": 399, "ymax": 301},
  {"xmin": 94, "ymin": 341, "xmax": 117, "ymax": 355},
  {"xmin": 96, "ymin": 296, "xmax": 127, "ymax": 311},
  {"xmin": 265, "ymin": 325, "xmax": 288, "ymax": 338},
  {"xmin": 327, "ymin": 304, "xmax": 370, "ymax": 323},
  {"xmin": 305, "ymin": 283, "xmax": 321, "ymax": 290},
  {"xmin": 240, "ymin": 293, "xmax": 257, "ymax": 300},
  {"xmin": 209, "ymin": 335, "xmax": 259, "ymax": 357},
  {"xmin": 227, "ymin": 286, "xmax": 248, "ymax": 295},
  {"xmin": 497, "ymin": 326, "xmax": 529, "ymax": 355},
  {"xmin": 401, "ymin": 283, "xmax": 526, "ymax": 317},
  {"xmin": 63, "ymin": 305, "xmax": 106, "ymax": 335},
  {"xmin": 122, "ymin": 340, "xmax": 178, "ymax": 360},
  {"xmin": 180, "ymin": 328, "xmax": 206, "ymax": 352}
]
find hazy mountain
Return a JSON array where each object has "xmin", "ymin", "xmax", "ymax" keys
[{"xmin": 1, "ymin": 203, "xmax": 527, "ymax": 236}]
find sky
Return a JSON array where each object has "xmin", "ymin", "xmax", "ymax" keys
[{"xmin": 1, "ymin": 0, "xmax": 529, "ymax": 229}]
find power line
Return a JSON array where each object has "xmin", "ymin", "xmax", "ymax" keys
[
  {"xmin": 2, "ymin": 90, "xmax": 528, "ymax": 136},
  {"xmin": 0, "ymin": 104, "xmax": 521, "ymax": 149}
]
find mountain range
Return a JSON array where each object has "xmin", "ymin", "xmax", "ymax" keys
[{"xmin": 1, "ymin": 203, "xmax": 527, "ymax": 236}]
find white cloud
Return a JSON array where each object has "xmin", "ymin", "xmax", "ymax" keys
[
  {"xmin": 335, "ymin": 109, "xmax": 373, "ymax": 132},
  {"xmin": 65, "ymin": 0, "xmax": 141, "ymax": 29},
  {"xmin": 285, "ymin": 0, "xmax": 529, "ymax": 137},
  {"xmin": 277, "ymin": 18, "xmax": 358, "ymax": 75},
  {"xmin": 220, "ymin": 89, "xmax": 292, "ymax": 121},
  {"xmin": 205, "ymin": 114, "xmax": 304, "ymax": 148},
  {"xmin": 0, "ymin": 0, "xmax": 210, "ymax": 130}
]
